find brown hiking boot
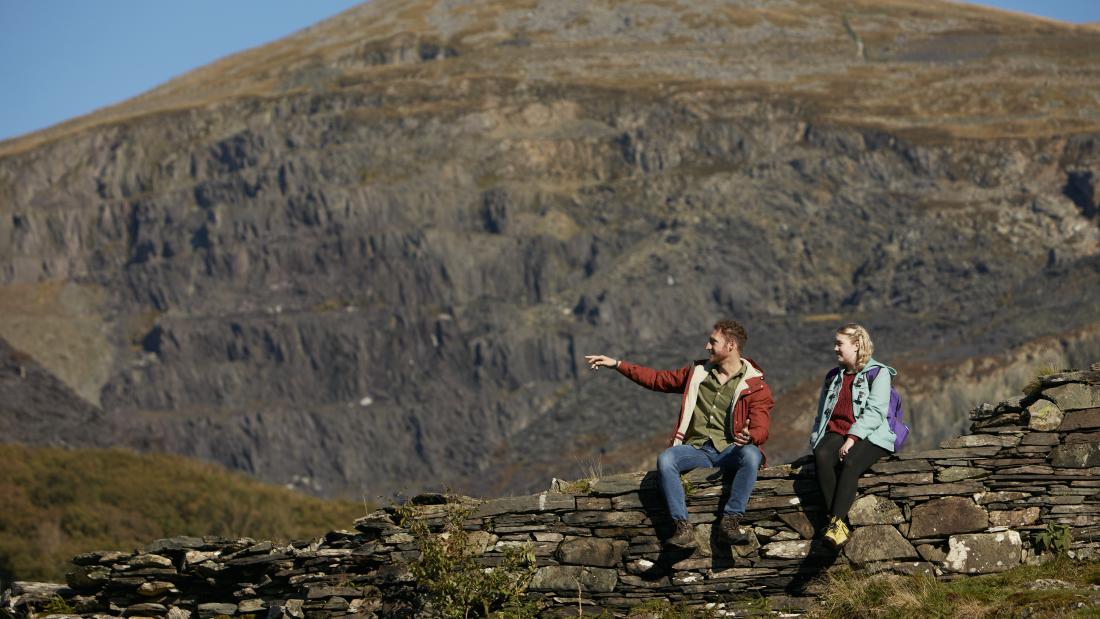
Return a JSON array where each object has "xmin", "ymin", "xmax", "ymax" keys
[
  {"xmin": 665, "ymin": 520, "xmax": 697, "ymax": 549},
  {"xmin": 718, "ymin": 513, "xmax": 750, "ymax": 545}
]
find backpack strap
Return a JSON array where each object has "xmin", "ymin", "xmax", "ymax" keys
[{"xmin": 865, "ymin": 366, "xmax": 881, "ymax": 382}]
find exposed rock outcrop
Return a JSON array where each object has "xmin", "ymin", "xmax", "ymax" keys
[{"xmin": 3, "ymin": 0, "xmax": 1100, "ymax": 498}]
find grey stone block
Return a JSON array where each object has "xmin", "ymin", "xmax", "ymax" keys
[
  {"xmin": 529, "ymin": 565, "xmax": 618, "ymax": 593},
  {"xmin": 1044, "ymin": 384, "xmax": 1100, "ymax": 411},
  {"xmin": 943, "ymin": 531, "xmax": 1022, "ymax": 574},
  {"xmin": 909, "ymin": 496, "xmax": 988, "ymax": 538},
  {"xmin": 556, "ymin": 537, "xmax": 626, "ymax": 567},
  {"xmin": 849, "ymin": 495, "xmax": 904, "ymax": 526},
  {"xmin": 1028, "ymin": 401, "xmax": 1065, "ymax": 431},
  {"xmin": 1052, "ymin": 441, "xmax": 1100, "ymax": 468},
  {"xmin": 844, "ymin": 526, "xmax": 917, "ymax": 564},
  {"xmin": 989, "ymin": 507, "xmax": 1040, "ymax": 527},
  {"xmin": 937, "ymin": 466, "xmax": 989, "ymax": 482},
  {"xmin": 1060, "ymin": 408, "xmax": 1100, "ymax": 431}
]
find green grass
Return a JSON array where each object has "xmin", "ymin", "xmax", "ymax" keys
[
  {"xmin": 0, "ymin": 444, "xmax": 365, "ymax": 583},
  {"xmin": 807, "ymin": 557, "xmax": 1100, "ymax": 618}
]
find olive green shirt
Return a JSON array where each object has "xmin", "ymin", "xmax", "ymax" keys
[{"xmin": 685, "ymin": 362, "xmax": 746, "ymax": 450}]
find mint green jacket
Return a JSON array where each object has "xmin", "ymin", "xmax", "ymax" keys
[{"xmin": 809, "ymin": 357, "xmax": 897, "ymax": 453}]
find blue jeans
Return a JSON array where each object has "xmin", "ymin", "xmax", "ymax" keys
[{"xmin": 656, "ymin": 442, "xmax": 762, "ymax": 521}]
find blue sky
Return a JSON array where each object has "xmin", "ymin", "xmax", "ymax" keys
[{"xmin": 1, "ymin": 0, "xmax": 1098, "ymax": 142}]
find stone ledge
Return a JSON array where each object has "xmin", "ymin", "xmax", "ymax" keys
[{"xmin": 6, "ymin": 365, "xmax": 1100, "ymax": 617}]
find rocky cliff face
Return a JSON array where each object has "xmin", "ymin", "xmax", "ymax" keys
[{"xmin": 2, "ymin": 0, "xmax": 1100, "ymax": 498}]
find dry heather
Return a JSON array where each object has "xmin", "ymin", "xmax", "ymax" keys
[{"xmin": 2, "ymin": 0, "xmax": 1098, "ymax": 155}]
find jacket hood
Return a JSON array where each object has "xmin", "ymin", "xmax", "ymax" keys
[{"xmin": 859, "ymin": 357, "xmax": 895, "ymax": 376}]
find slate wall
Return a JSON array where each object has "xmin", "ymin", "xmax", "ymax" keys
[{"xmin": 4, "ymin": 368, "xmax": 1099, "ymax": 617}]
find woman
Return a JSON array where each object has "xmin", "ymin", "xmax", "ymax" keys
[{"xmin": 809, "ymin": 323, "xmax": 897, "ymax": 549}]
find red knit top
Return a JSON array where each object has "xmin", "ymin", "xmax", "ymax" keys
[{"xmin": 826, "ymin": 372, "xmax": 859, "ymax": 440}]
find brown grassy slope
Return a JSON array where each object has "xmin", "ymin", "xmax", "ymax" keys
[
  {"xmin": 0, "ymin": 444, "xmax": 364, "ymax": 583},
  {"xmin": 2, "ymin": 0, "xmax": 1099, "ymax": 157}
]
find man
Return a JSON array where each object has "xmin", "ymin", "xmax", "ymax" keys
[{"xmin": 584, "ymin": 320, "xmax": 774, "ymax": 549}]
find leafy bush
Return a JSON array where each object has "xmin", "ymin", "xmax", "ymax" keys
[
  {"xmin": 396, "ymin": 497, "xmax": 539, "ymax": 618},
  {"xmin": 1034, "ymin": 523, "xmax": 1073, "ymax": 556}
]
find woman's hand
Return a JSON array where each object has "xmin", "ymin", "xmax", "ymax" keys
[
  {"xmin": 838, "ymin": 437, "xmax": 856, "ymax": 461},
  {"xmin": 584, "ymin": 354, "xmax": 618, "ymax": 370}
]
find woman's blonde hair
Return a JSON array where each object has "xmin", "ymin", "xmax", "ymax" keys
[{"xmin": 837, "ymin": 323, "xmax": 874, "ymax": 369}]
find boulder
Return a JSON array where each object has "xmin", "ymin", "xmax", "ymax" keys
[
  {"xmin": 530, "ymin": 566, "xmax": 618, "ymax": 593},
  {"xmin": 591, "ymin": 476, "xmax": 646, "ymax": 496},
  {"xmin": 1044, "ymin": 383, "xmax": 1100, "ymax": 410},
  {"xmin": 1028, "ymin": 401, "xmax": 1064, "ymax": 431},
  {"xmin": 779, "ymin": 512, "xmax": 816, "ymax": 539},
  {"xmin": 125, "ymin": 603, "xmax": 169, "ymax": 616},
  {"xmin": 137, "ymin": 581, "xmax": 176, "ymax": 597},
  {"xmin": 844, "ymin": 526, "xmax": 918, "ymax": 564},
  {"xmin": 848, "ymin": 495, "xmax": 904, "ymax": 526},
  {"xmin": 145, "ymin": 537, "xmax": 206, "ymax": 553},
  {"xmin": 477, "ymin": 492, "xmax": 576, "ymax": 516},
  {"xmin": 937, "ymin": 466, "xmax": 988, "ymax": 482},
  {"xmin": 464, "ymin": 530, "xmax": 497, "ymax": 555},
  {"xmin": 197, "ymin": 603, "xmax": 237, "ymax": 618},
  {"xmin": 65, "ymin": 565, "xmax": 110, "ymax": 590},
  {"xmin": 556, "ymin": 537, "xmax": 626, "ymax": 567},
  {"xmin": 72, "ymin": 550, "xmax": 129, "ymax": 566},
  {"xmin": 129, "ymin": 554, "xmax": 174, "ymax": 568},
  {"xmin": 1060, "ymin": 409, "xmax": 1100, "ymax": 431},
  {"xmin": 1051, "ymin": 441, "xmax": 1100, "ymax": 468},
  {"xmin": 562, "ymin": 511, "xmax": 646, "ymax": 526},
  {"xmin": 974, "ymin": 491, "xmax": 1029, "ymax": 505},
  {"xmin": 908, "ymin": 497, "xmax": 988, "ymax": 538},
  {"xmin": 939, "ymin": 434, "xmax": 1020, "ymax": 448},
  {"xmin": 989, "ymin": 507, "xmax": 1040, "ymax": 527},
  {"xmin": 943, "ymin": 531, "xmax": 1022, "ymax": 573},
  {"xmin": 916, "ymin": 543, "xmax": 947, "ymax": 563},
  {"xmin": 237, "ymin": 599, "xmax": 265, "ymax": 613},
  {"xmin": 761, "ymin": 540, "xmax": 811, "ymax": 559}
]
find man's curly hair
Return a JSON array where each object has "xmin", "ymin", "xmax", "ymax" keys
[{"xmin": 713, "ymin": 319, "xmax": 747, "ymax": 351}]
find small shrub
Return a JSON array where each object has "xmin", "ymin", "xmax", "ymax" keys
[
  {"xmin": 557, "ymin": 478, "xmax": 594, "ymax": 494},
  {"xmin": 397, "ymin": 497, "xmax": 539, "ymax": 618},
  {"xmin": 1022, "ymin": 365, "xmax": 1059, "ymax": 395},
  {"xmin": 43, "ymin": 596, "xmax": 74, "ymax": 614},
  {"xmin": 557, "ymin": 457, "xmax": 602, "ymax": 495},
  {"xmin": 1034, "ymin": 523, "xmax": 1073, "ymax": 556}
]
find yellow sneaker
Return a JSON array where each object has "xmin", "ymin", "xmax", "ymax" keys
[{"xmin": 823, "ymin": 516, "xmax": 850, "ymax": 549}]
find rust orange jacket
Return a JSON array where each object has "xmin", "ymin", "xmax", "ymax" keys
[{"xmin": 616, "ymin": 357, "xmax": 775, "ymax": 466}]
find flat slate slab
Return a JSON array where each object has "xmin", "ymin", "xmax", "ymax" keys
[
  {"xmin": 844, "ymin": 525, "xmax": 918, "ymax": 564},
  {"xmin": 1060, "ymin": 408, "xmax": 1100, "ymax": 431},
  {"xmin": 909, "ymin": 497, "xmax": 988, "ymax": 538},
  {"xmin": 944, "ymin": 531, "xmax": 1022, "ymax": 574}
]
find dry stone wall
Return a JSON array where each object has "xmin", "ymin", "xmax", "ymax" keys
[{"xmin": 4, "ymin": 367, "xmax": 1100, "ymax": 617}]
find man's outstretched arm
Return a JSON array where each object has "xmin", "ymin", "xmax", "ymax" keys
[{"xmin": 584, "ymin": 354, "xmax": 689, "ymax": 393}]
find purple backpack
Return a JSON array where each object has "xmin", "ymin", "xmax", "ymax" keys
[
  {"xmin": 828, "ymin": 366, "xmax": 910, "ymax": 451},
  {"xmin": 866, "ymin": 366, "xmax": 910, "ymax": 451}
]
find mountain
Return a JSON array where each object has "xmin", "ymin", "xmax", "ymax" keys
[{"xmin": 2, "ymin": 0, "xmax": 1099, "ymax": 498}]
